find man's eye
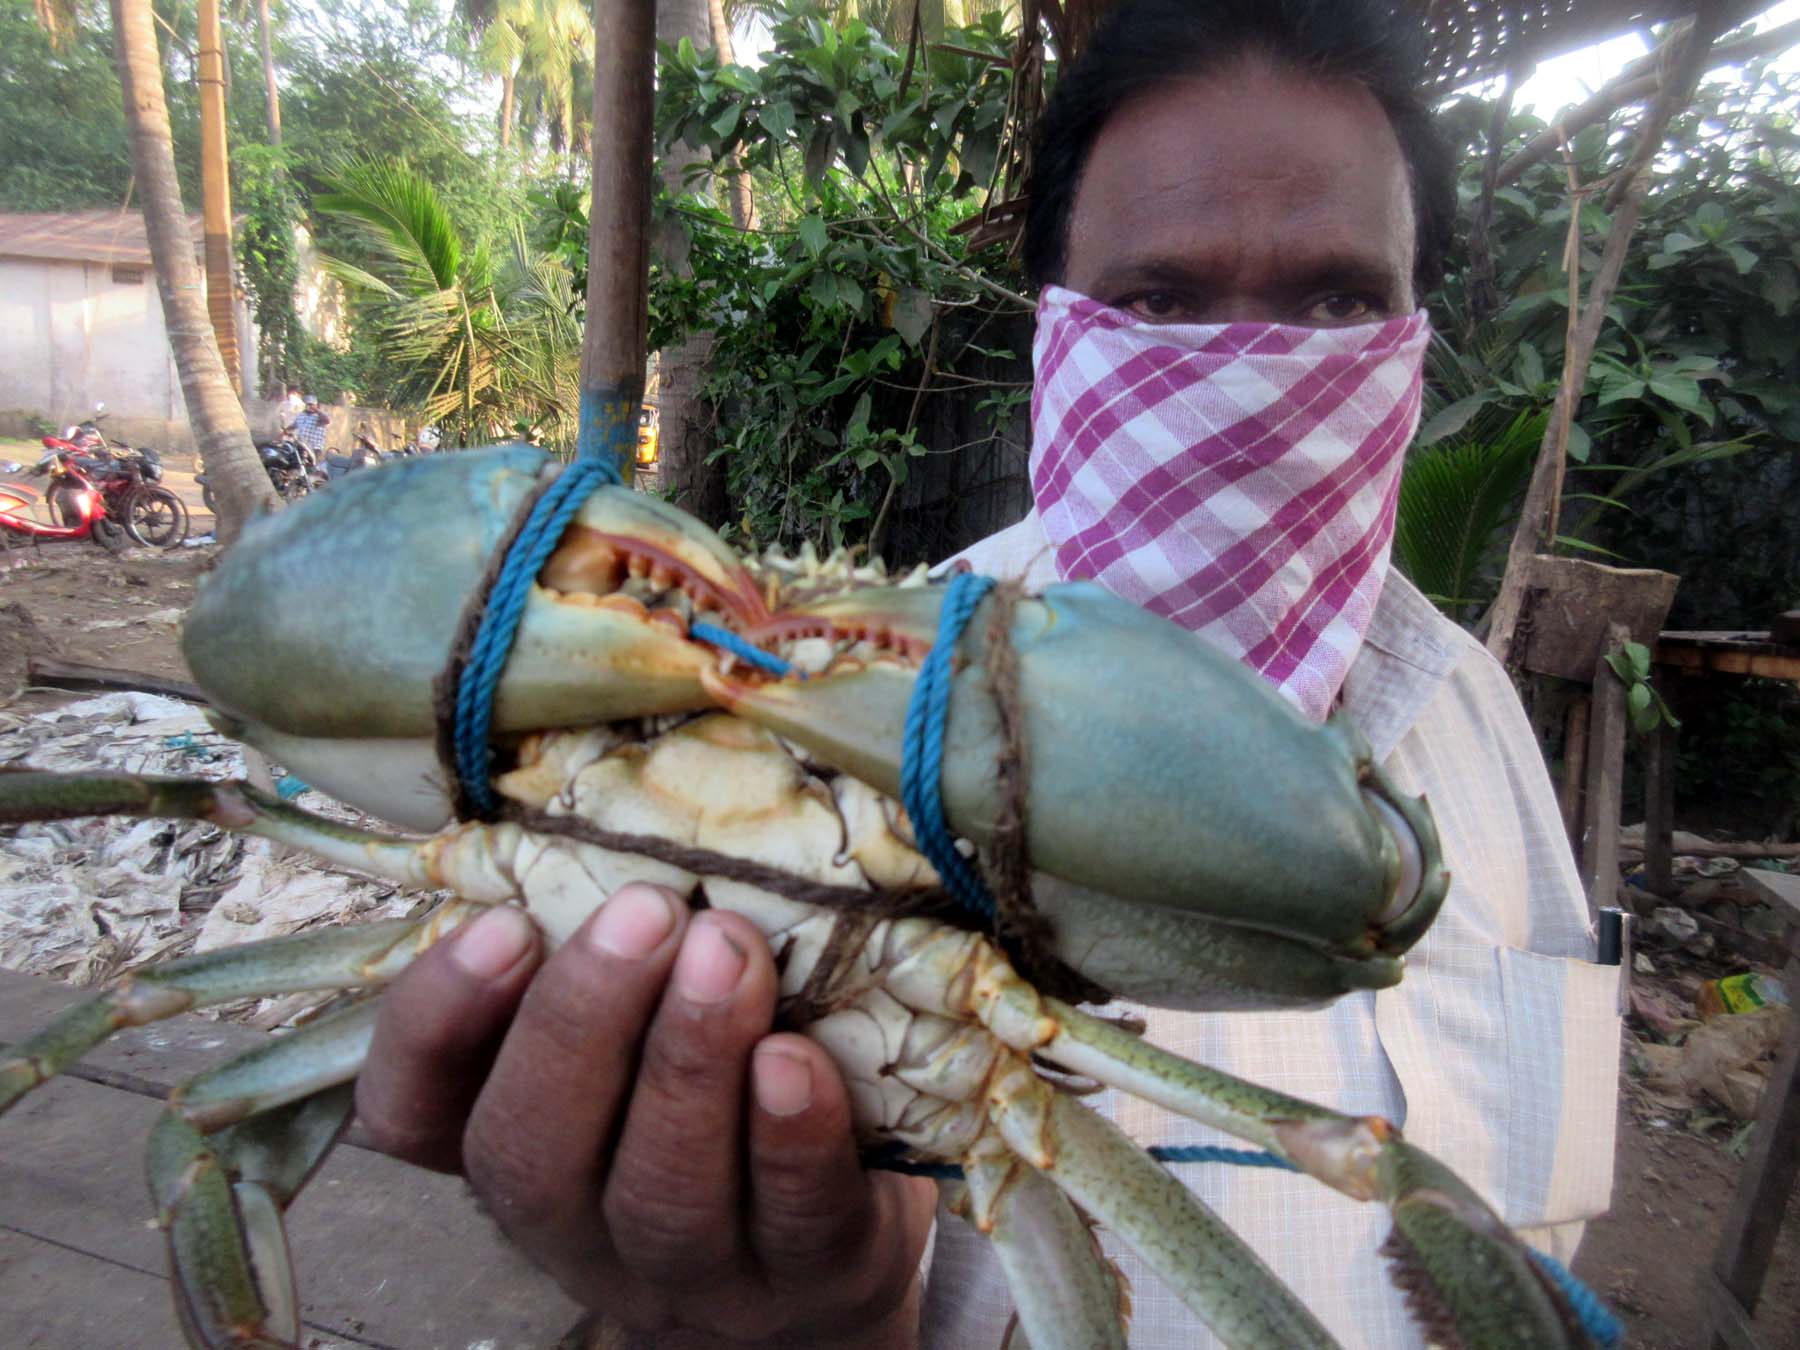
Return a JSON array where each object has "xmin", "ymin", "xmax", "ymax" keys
[
  {"xmin": 1305, "ymin": 294, "xmax": 1381, "ymax": 325},
  {"xmin": 1121, "ymin": 291, "xmax": 1189, "ymax": 322}
]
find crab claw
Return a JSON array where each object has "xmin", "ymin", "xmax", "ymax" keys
[
  {"xmin": 706, "ymin": 580, "xmax": 1448, "ymax": 972},
  {"xmin": 182, "ymin": 446, "xmax": 763, "ymax": 829}
]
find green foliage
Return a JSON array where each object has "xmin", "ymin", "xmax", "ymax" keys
[
  {"xmin": 641, "ymin": 0, "xmax": 1031, "ymax": 551},
  {"xmin": 1413, "ymin": 58, "xmax": 1800, "ymax": 621},
  {"xmin": 0, "ymin": 0, "xmax": 138, "ymax": 208},
  {"xmin": 1603, "ymin": 641, "xmax": 1680, "ymax": 736},
  {"xmin": 1393, "ymin": 408, "xmax": 1543, "ymax": 621},
  {"xmin": 1673, "ymin": 681, "xmax": 1800, "ymax": 836},
  {"xmin": 235, "ymin": 144, "xmax": 303, "ymax": 393}
]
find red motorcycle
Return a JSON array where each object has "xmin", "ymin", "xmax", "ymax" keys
[{"xmin": 0, "ymin": 450, "xmax": 131, "ymax": 552}]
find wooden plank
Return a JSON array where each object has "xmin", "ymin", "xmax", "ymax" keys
[
  {"xmin": 1644, "ymin": 717, "xmax": 1676, "ymax": 897},
  {"xmin": 1513, "ymin": 557, "xmax": 1678, "ymax": 682},
  {"xmin": 0, "ymin": 971, "xmax": 583, "ymax": 1348},
  {"xmin": 1741, "ymin": 869, "xmax": 1800, "ymax": 931},
  {"xmin": 1707, "ymin": 1267, "xmax": 1765, "ymax": 1350},
  {"xmin": 25, "ymin": 655, "xmax": 206, "ymax": 704},
  {"xmin": 1654, "ymin": 632, "xmax": 1800, "ymax": 684},
  {"xmin": 1580, "ymin": 624, "xmax": 1631, "ymax": 914}
]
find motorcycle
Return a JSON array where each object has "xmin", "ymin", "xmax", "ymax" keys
[
  {"xmin": 0, "ymin": 450, "xmax": 131, "ymax": 552},
  {"xmin": 198, "ymin": 438, "xmax": 316, "ymax": 514},
  {"xmin": 83, "ymin": 447, "xmax": 190, "ymax": 548},
  {"xmin": 38, "ymin": 403, "xmax": 188, "ymax": 548}
]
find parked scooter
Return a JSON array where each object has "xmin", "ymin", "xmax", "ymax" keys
[{"xmin": 0, "ymin": 451, "xmax": 131, "ymax": 552}]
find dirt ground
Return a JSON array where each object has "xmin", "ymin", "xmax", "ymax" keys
[{"xmin": 2, "ymin": 453, "xmax": 1797, "ymax": 1346}]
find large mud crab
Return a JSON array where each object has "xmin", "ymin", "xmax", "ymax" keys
[{"xmin": 1, "ymin": 445, "xmax": 1599, "ymax": 1348}]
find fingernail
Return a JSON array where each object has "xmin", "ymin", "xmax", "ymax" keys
[
  {"xmin": 754, "ymin": 1046, "xmax": 814, "ymax": 1117},
  {"xmin": 674, "ymin": 919, "xmax": 747, "ymax": 1004},
  {"xmin": 449, "ymin": 907, "xmax": 534, "ymax": 980},
  {"xmin": 590, "ymin": 886, "xmax": 678, "ymax": 960}
]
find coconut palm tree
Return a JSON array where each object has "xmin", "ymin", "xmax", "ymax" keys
[
  {"xmin": 316, "ymin": 157, "xmax": 576, "ymax": 444},
  {"xmin": 462, "ymin": 0, "xmax": 593, "ymax": 156},
  {"xmin": 35, "ymin": 0, "xmax": 276, "ymax": 539}
]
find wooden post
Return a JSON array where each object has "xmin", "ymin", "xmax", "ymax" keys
[
  {"xmin": 1557, "ymin": 693, "xmax": 1590, "ymax": 848},
  {"xmin": 577, "ymin": 0, "xmax": 657, "ymax": 467},
  {"xmin": 1643, "ymin": 714, "xmax": 1677, "ymax": 898},
  {"xmin": 1579, "ymin": 623, "xmax": 1631, "ymax": 914},
  {"xmin": 196, "ymin": 0, "xmax": 240, "ymax": 392}
]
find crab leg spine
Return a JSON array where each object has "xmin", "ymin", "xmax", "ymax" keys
[{"xmin": 0, "ymin": 904, "xmax": 484, "ymax": 1115}]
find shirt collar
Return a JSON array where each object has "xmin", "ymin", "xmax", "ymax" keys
[{"xmin": 943, "ymin": 511, "xmax": 1460, "ymax": 759}]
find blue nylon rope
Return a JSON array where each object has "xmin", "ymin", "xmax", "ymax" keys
[
  {"xmin": 689, "ymin": 621, "xmax": 796, "ymax": 679},
  {"xmin": 452, "ymin": 448, "xmax": 624, "ymax": 816},
  {"xmin": 900, "ymin": 571, "xmax": 1000, "ymax": 920},
  {"xmin": 866, "ymin": 1143, "xmax": 1295, "ymax": 1180},
  {"xmin": 1528, "ymin": 1249, "xmax": 1623, "ymax": 1347}
]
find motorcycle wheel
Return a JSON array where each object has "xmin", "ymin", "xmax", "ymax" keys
[
  {"xmin": 279, "ymin": 472, "xmax": 311, "ymax": 501},
  {"xmin": 200, "ymin": 479, "xmax": 217, "ymax": 515},
  {"xmin": 124, "ymin": 484, "xmax": 190, "ymax": 548},
  {"xmin": 92, "ymin": 518, "xmax": 130, "ymax": 554}
]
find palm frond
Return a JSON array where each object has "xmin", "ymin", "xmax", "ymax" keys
[
  {"xmin": 1393, "ymin": 409, "xmax": 1545, "ymax": 621},
  {"xmin": 315, "ymin": 157, "xmax": 464, "ymax": 294}
]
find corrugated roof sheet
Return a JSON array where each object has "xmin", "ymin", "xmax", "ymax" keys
[{"xmin": 0, "ymin": 210, "xmax": 209, "ymax": 267}]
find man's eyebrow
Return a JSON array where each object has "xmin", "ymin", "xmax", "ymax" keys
[{"xmin": 1087, "ymin": 252, "xmax": 1404, "ymax": 297}]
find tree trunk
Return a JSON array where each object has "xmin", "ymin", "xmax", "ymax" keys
[
  {"xmin": 500, "ymin": 70, "xmax": 516, "ymax": 151},
  {"xmin": 707, "ymin": 0, "xmax": 756, "ymax": 230},
  {"xmin": 111, "ymin": 0, "xmax": 276, "ymax": 543},
  {"xmin": 197, "ymin": 0, "xmax": 240, "ymax": 392},
  {"xmin": 255, "ymin": 0, "xmax": 280, "ymax": 146},
  {"xmin": 652, "ymin": 0, "xmax": 728, "ymax": 525}
]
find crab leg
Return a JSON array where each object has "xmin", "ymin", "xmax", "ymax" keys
[
  {"xmin": 168, "ymin": 998, "xmax": 381, "ymax": 1133},
  {"xmin": 1036, "ymin": 999, "xmax": 1593, "ymax": 1348},
  {"xmin": 149, "ymin": 1084, "xmax": 355, "ymax": 1349},
  {"xmin": 0, "ymin": 911, "xmax": 476, "ymax": 1114},
  {"xmin": 988, "ymin": 1060, "xmax": 1341, "ymax": 1350},
  {"xmin": 956, "ymin": 1138, "xmax": 1131, "ymax": 1350}
]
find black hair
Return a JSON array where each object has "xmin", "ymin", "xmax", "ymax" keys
[{"xmin": 1024, "ymin": 0, "xmax": 1456, "ymax": 296}]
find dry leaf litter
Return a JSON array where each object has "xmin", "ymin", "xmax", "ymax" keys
[{"xmin": 0, "ymin": 691, "xmax": 441, "ymax": 1029}]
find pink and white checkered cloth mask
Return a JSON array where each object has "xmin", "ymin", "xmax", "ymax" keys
[{"xmin": 1029, "ymin": 285, "xmax": 1431, "ymax": 721}]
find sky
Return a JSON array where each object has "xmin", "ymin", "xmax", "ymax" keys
[{"xmin": 1506, "ymin": 0, "xmax": 1800, "ymax": 116}]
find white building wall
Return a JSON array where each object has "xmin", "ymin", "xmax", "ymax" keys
[{"xmin": 0, "ymin": 256, "xmax": 184, "ymax": 445}]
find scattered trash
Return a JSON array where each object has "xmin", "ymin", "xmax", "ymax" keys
[
  {"xmin": 182, "ymin": 533, "xmax": 216, "ymax": 547},
  {"xmin": 1650, "ymin": 907, "xmax": 1701, "ymax": 944},
  {"xmin": 1637, "ymin": 1005, "xmax": 1788, "ymax": 1120},
  {"xmin": 1697, "ymin": 972, "xmax": 1789, "ymax": 1020},
  {"xmin": 1633, "ymin": 951, "xmax": 1657, "ymax": 975}
]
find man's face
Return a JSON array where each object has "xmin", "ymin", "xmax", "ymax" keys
[{"xmin": 1062, "ymin": 59, "xmax": 1416, "ymax": 328}]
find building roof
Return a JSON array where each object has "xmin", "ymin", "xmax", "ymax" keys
[{"xmin": 0, "ymin": 210, "xmax": 211, "ymax": 267}]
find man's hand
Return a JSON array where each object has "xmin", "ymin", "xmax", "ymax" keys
[{"xmin": 355, "ymin": 884, "xmax": 935, "ymax": 1348}]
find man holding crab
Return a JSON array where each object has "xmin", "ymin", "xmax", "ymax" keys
[{"xmin": 355, "ymin": 2, "xmax": 1620, "ymax": 1345}]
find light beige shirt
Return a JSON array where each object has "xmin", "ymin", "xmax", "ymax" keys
[{"xmin": 921, "ymin": 514, "xmax": 1622, "ymax": 1349}]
